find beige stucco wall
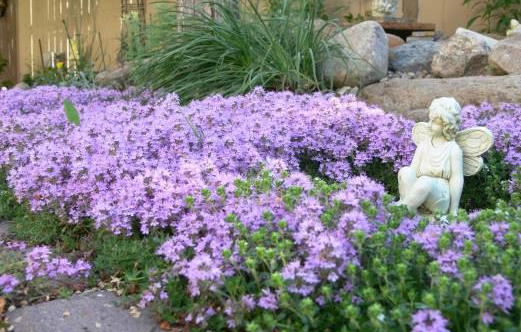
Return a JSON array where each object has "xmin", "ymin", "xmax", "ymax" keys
[{"xmin": 325, "ymin": 0, "xmax": 480, "ymax": 36}]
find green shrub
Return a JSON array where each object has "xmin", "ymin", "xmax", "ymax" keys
[
  {"xmin": 131, "ymin": 0, "xmax": 344, "ymax": 103},
  {"xmin": 464, "ymin": 0, "xmax": 521, "ymax": 33}
]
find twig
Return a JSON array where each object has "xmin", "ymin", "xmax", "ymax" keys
[
  {"xmin": 38, "ymin": 39, "xmax": 45, "ymax": 70},
  {"xmin": 62, "ymin": 19, "xmax": 80, "ymax": 69},
  {"xmin": 98, "ymin": 31, "xmax": 107, "ymax": 71}
]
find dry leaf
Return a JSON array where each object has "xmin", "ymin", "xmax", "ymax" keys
[
  {"xmin": 129, "ymin": 306, "xmax": 141, "ymax": 318},
  {"xmin": 0, "ymin": 297, "xmax": 5, "ymax": 314},
  {"xmin": 159, "ymin": 321, "xmax": 171, "ymax": 331}
]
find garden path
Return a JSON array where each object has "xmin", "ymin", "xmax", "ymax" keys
[
  {"xmin": 5, "ymin": 290, "xmax": 161, "ymax": 332},
  {"xmin": 0, "ymin": 221, "xmax": 161, "ymax": 332}
]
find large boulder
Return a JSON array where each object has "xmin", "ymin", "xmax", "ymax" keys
[
  {"xmin": 390, "ymin": 41, "xmax": 441, "ymax": 73},
  {"xmin": 323, "ymin": 21, "xmax": 388, "ymax": 88},
  {"xmin": 431, "ymin": 28, "xmax": 497, "ymax": 78},
  {"xmin": 359, "ymin": 75, "xmax": 521, "ymax": 121},
  {"xmin": 94, "ymin": 62, "xmax": 132, "ymax": 88},
  {"xmin": 313, "ymin": 19, "xmax": 338, "ymax": 38},
  {"xmin": 489, "ymin": 35, "xmax": 521, "ymax": 74}
]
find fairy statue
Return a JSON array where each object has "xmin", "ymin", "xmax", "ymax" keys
[{"xmin": 397, "ymin": 97, "xmax": 494, "ymax": 215}]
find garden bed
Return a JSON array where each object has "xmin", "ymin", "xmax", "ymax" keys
[{"xmin": 1, "ymin": 86, "xmax": 521, "ymax": 331}]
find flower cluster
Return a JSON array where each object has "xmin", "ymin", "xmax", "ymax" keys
[
  {"xmin": 0, "ymin": 86, "xmax": 415, "ymax": 235},
  {"xmin": 152, "ymin": 169, "xmax": 520, "ymax": 331},
  {"xmin": 25, "ymin": 246, "xmax": 91, "ymax": 281},
  {"xmin": 411, "ymin": 309, "xmax": 450, "ymax": 332},
  {"xmin": 461, "ymin": 103, "xmax": 521, "ymax": 167},
  {"xmin": 0, "ymin": 274, "xmax": 19, "ymax": 294},
  {"xmin": 472, "ymin": 274, "xmax": 514, "ymax": 324}
]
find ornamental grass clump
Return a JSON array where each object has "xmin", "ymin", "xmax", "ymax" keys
[{"xmin": 131, "ymin": 0, "xmax": 343, "ymax": 103}]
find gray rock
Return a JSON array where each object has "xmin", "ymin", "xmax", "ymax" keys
[
  {"xmin": 390, "ymin": 41, "xmax": 441, "ymax": 73},
  {"xmin": 511, "ymin": 25, "xmax": 521, "ymax": 37},
  {"xmin": 323, "ymin": 21, "xmax": 388, "ymax": 88},
  {"xmin": 433, "ymin": 30, "xmax": 447, "ymax": 41},
  {"xmin": 13, "ymin": 82, "xmax": 30, "ymax": 90},
  {"xmin": 94, "ymin": 62, "xmax": 132, "ymax": 88},
  {"xmin": 336, "ymin": 86, "xmax": 352, "ymax": 95},
  {"xmin": 0, "ymin": 220, "xmax": 12, "ymax": 239},
  {"xmin": 6, "ymin": 290, "xmax": 160, "ymax": 332},
  {"xmin": 489, "ymin": 35, "xmax": 521, "ymax": 74},
  {"xmin": 431, "ymin": 28, "xmax": 497, "ymax": 78},
  {"xmin": 387, "ymin": 33, "xmax": 405, "ymax": 48},
  {"xmin": 359, "ymin": 75, "xmax": 521, "ymax": 120}
]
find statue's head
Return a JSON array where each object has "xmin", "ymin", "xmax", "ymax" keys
[{"xmin": 428, "ymin": 97, "xmax": 461, "ymax": 141}]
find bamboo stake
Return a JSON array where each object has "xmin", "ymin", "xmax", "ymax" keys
[
  {"xmin": 38, "ymin": 39, "xmax": 45, "ymax": 70},
  {"xmin": 98, "ymin": 31, "xmax": 107, "ymax": 71}
]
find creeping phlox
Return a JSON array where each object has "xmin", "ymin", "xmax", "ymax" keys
[
  {"xmin": 1, "ymin": 86, "xmax": 521, "ymax": 330},
  {"xmin": 0, "ymin": 242, "xmax": 91, "ymax": 295}
]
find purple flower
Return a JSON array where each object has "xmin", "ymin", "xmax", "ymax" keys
[
  {"xmin": 25, "ymin": 246, "xmax": 90, "ymax": 281},
  {"xmin": 258, "ymin": 288, "xmax": 278, "ymax": 310},
  {"xmin": 0, "ymin": 274, "xmax": 20, "ymax": 294},
  {"xmin": 241, "ymin": 295, "xmax": 256, "ymax": 311},
  {"xmin": 436, "ymin": 250, "xmax": 463, "ymax": 277},
  {"xmin": 414, "ymin": 225, "xmax": 443, "ymax": 256},
  {"xmin": 411, "ymin": 309, "xmax": 450, "ymax": 332},
  {"xmin": 447, "ymin": 223, "xmax": 475, "ymax": 250},
  {"xmin": 489, "ymin": 222, "xmax": 509, "ymax": 244},
  {"xmin": 481, "ymin": 312, "xmax": 494, "ymax": 325},
  {"xmin": 473, "ymin": 274, "xmax": 514, "ymax": 313}
]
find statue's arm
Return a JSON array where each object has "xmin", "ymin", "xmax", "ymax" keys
[
  {"xmin": 409, "ymin": 143, "xmax": 422, "ymax": 173},
  {"xmin": 449, "ymin": 146, "xmax": 464, "ymax": 215}
]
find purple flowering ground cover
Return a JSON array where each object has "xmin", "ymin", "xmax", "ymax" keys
[{"xmin": 1, "ymin": 86, "xmax": 521, "ymax": 331}]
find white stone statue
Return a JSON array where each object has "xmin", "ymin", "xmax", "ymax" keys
[
  {"xmin": 397, "ymin": 97, "xmax": 494, "ymax": 215},
  {"xmin": 506, "ymin": 19, "xmax": 520, "ymax": 36},
  {"xmin": 371, "ymin": 0, "xmax": 399, "ymax": 17}
]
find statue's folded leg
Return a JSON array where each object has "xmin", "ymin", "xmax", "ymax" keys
[
  {"xmin": 399, "ymin": 175, "xmax": 436, "ymax": 213},
  {"xmin": 398, "ymin": 166, "xmax": 417, "ymax": 201},
  {"xmin": 423, "ymin": 178, "xmax": 450, "ymax": 214}
]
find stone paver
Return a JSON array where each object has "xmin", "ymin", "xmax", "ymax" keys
[
  {"xmin": 6, "ymin": 291, "xmax": 161, "ymax": 332},
  {"xmin": 0, "ymin": 220, "xmax": 12, "ymax": 239}
]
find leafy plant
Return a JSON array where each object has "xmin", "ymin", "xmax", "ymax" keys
[
  {"xmin": 131, "ymin": 0, "xmax": 343, "ymax": 103},
  {"xmin": 64, "ymin": 99, "xmax": 80, "ymax": 125},
  {"xmin": 464, "ymin": 0, "xmax": 521, "ymax": 33}
]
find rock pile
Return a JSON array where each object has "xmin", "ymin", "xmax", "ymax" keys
[{"xmin": 325, "ymin": 19, "xmax": 521, "ymax": 120}]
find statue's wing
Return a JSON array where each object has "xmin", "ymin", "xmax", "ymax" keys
[
  {"xmin": 412, "ymin": 122, "xmax": 431, "ymax": 146},
  {"xmin": 455, "ymin": 127, "xmax": 494, "ymax": 156},
  {"xmin": 462, "ymin": 156, "xmax": 484, "ymax": 176},
  {"xmin": 455, "ymin": 127, "xmax": 494, "ymax": 176}
]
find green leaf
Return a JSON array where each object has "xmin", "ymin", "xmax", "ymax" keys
[
  {"xmin": 466, "ymin": 15, "xmax": 480, "ymax": 29},
  {"xmin": 64, "ymin": 99, "xmax": 80, "ymax": 125}
]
